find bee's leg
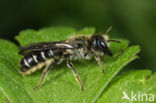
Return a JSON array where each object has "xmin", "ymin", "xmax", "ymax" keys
[
  {"xmin": 67, "ymin": 58, "xmax": 84, "ymax": 90},
  {"xmin": 34, "ymin": 61, "xmax": 55, "ymax": 90},
  {"xmin": 92, "ymin": 51, "xmax": 104, "ymax": 74}
]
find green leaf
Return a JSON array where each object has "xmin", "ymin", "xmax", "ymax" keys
[
  {"xmin": 0, "ymin": 40, "xmax": 33, "ymax": 103},
  {"xmin": 16, "ymin": 27, "xmax": 76, "ymax": 46},
  {"xmin": 0, "ymin": 27, "xmax": 140, "ymax": 103},
  {"xmin": 97, "ymin": 70, "xmax": 156, "ymax": 103},
  {"xmin": 0, "ymin": 90, "xmax": 8, "ymax": 103}
]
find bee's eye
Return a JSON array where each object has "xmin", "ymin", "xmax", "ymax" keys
[
  {"xmin": 91, "ymin": 35, "xmax": 106, "ymax": 50},
  {"xmin": 92, "ymin": 39, "xmax": 106, "ymax": 50},
  {"xmin": 100, "ymin": 41, "xmax": 106, "ymax": 47},
  {"xmin": 91, "ymin": 35, "xmax": 113, "ymax": 56}
]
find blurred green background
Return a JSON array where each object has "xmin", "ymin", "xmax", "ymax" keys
[{"xmin": 0, "ymin": 0, "xmax": 155, "ymax": 72}]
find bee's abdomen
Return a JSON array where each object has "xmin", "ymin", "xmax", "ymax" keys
[{"xmin": 20, "ymin": 49, "xmax": 62, "ymax": 75}]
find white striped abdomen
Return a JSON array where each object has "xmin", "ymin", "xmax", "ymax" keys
[{"xmin": 20, "ymin": 49, "xmax": 62, "ymax": 75}]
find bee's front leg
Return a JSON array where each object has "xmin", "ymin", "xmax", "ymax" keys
[
  {"xmin": 67, "ymin": 58, "xmax": 84, "ymax": 91},
  {"xmin": 92, "ymin": 51, "xmax": 104, "ymax": 74}
]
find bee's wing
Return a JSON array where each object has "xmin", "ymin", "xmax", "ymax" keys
[{"xmin": 19, "ymin": 41, "xmax": 76, "ymax": 55}]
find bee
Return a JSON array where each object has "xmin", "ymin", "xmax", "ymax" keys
[{"xmin": 19, "ymin": 27, "xmax": 120, "ymax": 90}]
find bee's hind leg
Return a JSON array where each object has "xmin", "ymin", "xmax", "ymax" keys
[
  {"xmin": 34, "ymin": 61, "xmax": 55, "ymax": 90},
  {"xmin": 67, "ymin": 58, "xmax": 84, "ymax": 91}
]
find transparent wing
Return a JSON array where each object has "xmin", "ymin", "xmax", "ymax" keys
[{"xmin": 18, "ymin": 41, "xmax": 76, "ymax": 55}]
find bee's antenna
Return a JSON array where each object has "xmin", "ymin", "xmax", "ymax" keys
[
  {"xmin": 105, "ymin": 26, "xmax": 112, "ymax": 35},
  {"xmin": 107, "ymin": 40, "xmax": 120, "ymax": 43}
]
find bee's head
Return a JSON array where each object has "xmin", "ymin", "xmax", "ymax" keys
[
  {"xmin": 90, "ymin": 35, "xmax": 113, "ymax": 56},
  {"xmin": 90, "ymin": 27, "xmax": 120, "ymax": 56}
]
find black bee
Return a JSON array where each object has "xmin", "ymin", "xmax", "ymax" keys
[{"xmin": 19, "ymin": 27, "xmax": 120, "ymax": 90}]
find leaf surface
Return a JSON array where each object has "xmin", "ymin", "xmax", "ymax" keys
[
  {"xmin": 97, "ymin": 70, "xmax": 156, "ymax": 103},
  {"xmin": 0, "ymin": 27, "xmax": 140, "ymax": 103}
]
